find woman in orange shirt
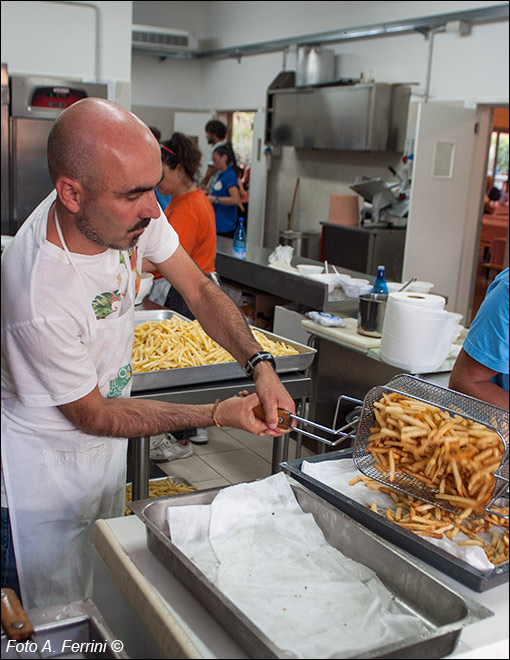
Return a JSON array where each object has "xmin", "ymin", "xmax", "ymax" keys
[
  {"xmin": 147, "ymin": 133, "xmax": 217, "ymax": 317},
  {"xmin": 146, "ymin": 133, "xmax": 218, "ymax": 456}
]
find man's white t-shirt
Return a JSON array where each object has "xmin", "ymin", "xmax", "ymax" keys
[{"xmin": 1, "ymin": 190, "xmax": 179, "ymax": 416}]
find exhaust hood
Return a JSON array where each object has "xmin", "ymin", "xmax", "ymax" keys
[{"xmin": 266, "ymin": 78, "xmax": 411, "ymax": 152}]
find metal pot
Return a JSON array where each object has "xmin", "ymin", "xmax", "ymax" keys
[{"xmin": 357, "ymin": 293, "xmax": 387, "ymax": 337}]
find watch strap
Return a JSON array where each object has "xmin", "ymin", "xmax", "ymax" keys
[{"xmin": 244, "ymin": 351, "xmax": 276, "ymax": 379}]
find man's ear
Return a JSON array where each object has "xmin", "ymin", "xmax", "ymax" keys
[{"xmin": 55, "ymin": 177, "xmax": 83, "ymax": 213}]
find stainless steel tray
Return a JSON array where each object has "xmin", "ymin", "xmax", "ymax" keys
[
  {"xmin": 282, "ymin": 449, "xmax": 509, "ymax": 593},
  {"xmin": 129, "ymin": 480, "xmax": 492, "ymax": 659},
  {"xmin": 132, "ymin": 310, "xmax": 316, "ymax": 392},
  {"xmin": 1, "ymin": 598, "xmax": 129, "ymax": 658}
]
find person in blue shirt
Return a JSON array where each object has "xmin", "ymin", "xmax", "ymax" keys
[
  {"xmin": 449, "ymin": 267, "xmax": 509, "ymax": 409},
  {"xmin": 207, "ymin": 143, "xmax": 241, "ymax": 237},
  {"xmin": 200, "ymin": 119, "xmax": 227, "ymax": 192}
]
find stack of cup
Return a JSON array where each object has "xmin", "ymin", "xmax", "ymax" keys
[{"xmin": 379, "ymin": 292, "xmax": 460, "ymax": 372}]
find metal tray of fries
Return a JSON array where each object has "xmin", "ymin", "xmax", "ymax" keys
[
  {"xmin": 131, "ymin": 310, "xmax": 316, "ymax": 392},
  {"xmin": 282, "ymin": 450, "xmax": 509, "ymax": 592},
  {"xmin": 129, "ymin": 479, "xmax": 493, "ymax": 658},
  {"xmin": 125, "ymin": 476, "xmax": 194, "ymax": 515}
]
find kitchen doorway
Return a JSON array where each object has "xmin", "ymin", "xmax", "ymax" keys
[
  {"xmin": 470, "ymin": 107, "xmax": 509, "ymax": 322},
  {"xmin": 215, "ymin": 109, "xmax": 255, "ymax": 227}
]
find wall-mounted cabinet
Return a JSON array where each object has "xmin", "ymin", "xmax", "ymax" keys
[{"xmin": 266, "ymin": 83, "xmax": 410, "ymax": 152}]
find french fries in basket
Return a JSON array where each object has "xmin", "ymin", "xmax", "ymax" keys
[{"xmin": 364, "ymin": 392, "xmax": 505, "ymax": 516}]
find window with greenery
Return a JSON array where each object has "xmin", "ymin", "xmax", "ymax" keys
[
  {"xmin": 488, "ymin": 130, "xmax": 509, "ymax": 191},
  {"xmin": 231, "ymin": 111, "xmax": 255, "ymax": 169}
]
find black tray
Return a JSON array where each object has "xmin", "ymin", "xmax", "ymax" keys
[{"xmin": 281, "ymin": 449, "xmax": 509, "ymax": 592}]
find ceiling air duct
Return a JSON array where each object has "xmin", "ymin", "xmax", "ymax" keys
[{"xmin": 132, "ymin": 24, "xmax": 198, "ymax": 57}]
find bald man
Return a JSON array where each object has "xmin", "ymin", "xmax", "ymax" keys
[{"xmin": 1, "ymin": 98, "xmax": 295, "ymax": 609}]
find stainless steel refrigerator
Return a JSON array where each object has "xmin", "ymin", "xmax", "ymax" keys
[{"xmin": 2, "ymin": 67, "xmax": 108, "ymax": 236}]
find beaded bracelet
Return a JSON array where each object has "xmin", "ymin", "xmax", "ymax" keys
[{"xmin": 212, "ymin": 398, "xmax": 223, "ymax": 428}]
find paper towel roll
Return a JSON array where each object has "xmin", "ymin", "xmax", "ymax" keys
[
  {"xmin": 387, "ymin": 291, "xmax": 446, "ymax": 309},
  {"xmin": 379, "ymin": 292, "xmax": 458, "ymax": 372}
]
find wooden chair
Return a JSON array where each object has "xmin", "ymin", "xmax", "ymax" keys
[{"xmin": 484, "ymin": 237, "xmax": 508, "ymax": 279}]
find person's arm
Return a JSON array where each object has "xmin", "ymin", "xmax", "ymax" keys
[
  {"xmin": 449, "ymin": 348, "xmax": 508, "ymax": 409},
  {"xmin": 142, "ymin": 257, "xmax": 157, "ymax": 272},
  {"xmin": 208, "ymin": 185, "xmax": 240, "ymax": 207},
  {"xmin": 60, "ymin": 245, "xmax": 295, "ymax": 437},
  {"xmin": 154, "ymin": 246, "xmax": 296, "ymax": 431},
  {"xmin": 59, "ymin": 385, "xmax": 269, "ymax": 437},
  {"xmin": 200, "ymin": 165, "xmax": 216, "ymax": 189}
]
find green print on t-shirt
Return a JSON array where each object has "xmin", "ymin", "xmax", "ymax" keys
[
  {"xmin": 107, "ymin": 363, "xmax": 133, "ymax": 398},
  {"xmin": 92, "ymin": 250, "xmax": 137, "ymax": 319},
  {"xmin": 92, "ymin": 291, "xmax": 122, "ymax": 319}
]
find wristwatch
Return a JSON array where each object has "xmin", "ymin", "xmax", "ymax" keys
[{"xmin": 244, "ymin": 351, "xmax": 276, "ymax": 379}]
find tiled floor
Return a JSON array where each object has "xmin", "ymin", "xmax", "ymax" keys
[{"xmin": 156, "ymin": 427, "xmax": 315, "ymax": 490}]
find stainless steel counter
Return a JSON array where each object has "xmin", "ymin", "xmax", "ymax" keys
[
  {"xmin": 215, "ymin": 236, "xmax": 373, "ymax": 312},
  {"xmin": 91, "ymin": 513, "xmax": 509, "ymax": 659}
]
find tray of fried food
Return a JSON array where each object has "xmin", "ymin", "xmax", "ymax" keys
[
  {"xmin": 131, "ymin": 310, "xmax": 315, "ymax": 391},
  {"xmin": 353, "ymin": 375, "xmax": 508, "ymax": 520},
  {"xmin": 350, "ymin": 473, "xmax": 509, "ymax": 567},
  {"xmin": 125, "ymin": 476, "xmax": 196, "ymax": 515}
]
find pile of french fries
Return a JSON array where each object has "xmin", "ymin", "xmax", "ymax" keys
[
  {"xmin": 133, "ymin": 317, "xmax": 298, "ymax": 373},
  {"xmin": 125, "ymin": 477, "xmax": 196, "ymax": 515},
  {"xmin": 355, "ymin": 391, "xmax": 508, "ymax": 566},
  {"xmin": 349, "ymin": 474, "xmax": 509, "ymax": 566},
  {"xmin": 364, "ymin": 392, "xmax": 505, "ymax": 516}
]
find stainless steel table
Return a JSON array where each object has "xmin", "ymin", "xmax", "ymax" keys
[
  {"xmin": 129, "ymin": 371, "xmax": 312, "ymax": 500},
  {"xmin": 215, "ymin": 236, "xmax": 371, "ymax": 313}
]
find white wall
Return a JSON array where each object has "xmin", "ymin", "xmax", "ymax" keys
[
  {"xmin": 1, "ymin": 1, "xmax": 133, "ymax": 105},
  {"xmin": 131, "ymin": 1, "xmax": 509, "ymax": 107},
  {"xmin": 130, "ymin": 1, "xmax": 508, "ymax": 255}
]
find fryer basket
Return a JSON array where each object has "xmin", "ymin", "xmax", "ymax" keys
[{"xmin": 352, "ymin": 375, "xmax": 509, "ymax": 518}]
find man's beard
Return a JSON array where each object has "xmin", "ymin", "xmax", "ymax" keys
[{"xmin": 75, "ymin": 215, "xmax": 151, "ymax": 250}]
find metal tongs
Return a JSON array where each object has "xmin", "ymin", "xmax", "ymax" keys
[{"xmin": 253, "ymin": 396, "xmax": 362, "ymax": 446}]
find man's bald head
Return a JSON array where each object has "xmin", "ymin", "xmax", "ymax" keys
[{"xmin": 47, "ymin": 98, "xmax": 158, "ymax": 191}]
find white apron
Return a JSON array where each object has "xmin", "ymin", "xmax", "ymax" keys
[{"xmin": 2, "ymin": 212, "xmax": 137, "ymax": 609}]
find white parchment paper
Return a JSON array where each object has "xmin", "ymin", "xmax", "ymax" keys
[
  {"xmin": 167, "ymin": 473, "xmax": 428, "ymax": 659},
  {"xmin": 301, "ymin": 459, "xmax": 503, "ymax": 571}
]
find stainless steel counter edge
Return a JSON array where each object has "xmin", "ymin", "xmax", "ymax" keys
[
  {"xmin": 215, "ymin": 236, "xmax": 371, "ymax": 312},
  {"xmin": 92, "ymin": 508, "xmax": 510, "ymax": 660}
]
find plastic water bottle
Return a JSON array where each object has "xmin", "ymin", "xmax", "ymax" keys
[
  {"xmin": 372, "ymin": 265, "xmax": 388, "ymax": 294},
  {"xmin": 233, "ymin": 217, "xmax": 247, "ymax": 259}
]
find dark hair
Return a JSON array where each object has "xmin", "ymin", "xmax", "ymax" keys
[
  {"xmin": 205, "ymin": 119, "xmax": 227, "ymax": 140},
  {"xmin": 149, "ymin": 126, "xmax": 161, "ymax": 141},
  {"xmin": 213, "ymin": 142, "xmax": 241, "ymax": 177},
  {"xmin": 160, "ymin": 132, "xmax": 202, "ymax": 182}
]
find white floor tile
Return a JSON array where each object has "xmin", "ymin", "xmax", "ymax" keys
[
  {"xmin": 192, "ymin": 477, "xmax": 231, "ymax": 490},
  {"xmin": 200, "ymin": 448, "xmax": 272, "ymax": 484},
  {"xmin": 242, "ymin": 434, "xmax": 274, "ymax": 462},
  {"xmin": 192, "ymin": 431, "xmax": 244, "ymax": 455},
  {"xmin": 160, "ymin": 453, "xmax": 223, "ymax": 483},
  {"xmin": 223, "ymin": 427, "xmax": 259, "ymax": 445}
]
